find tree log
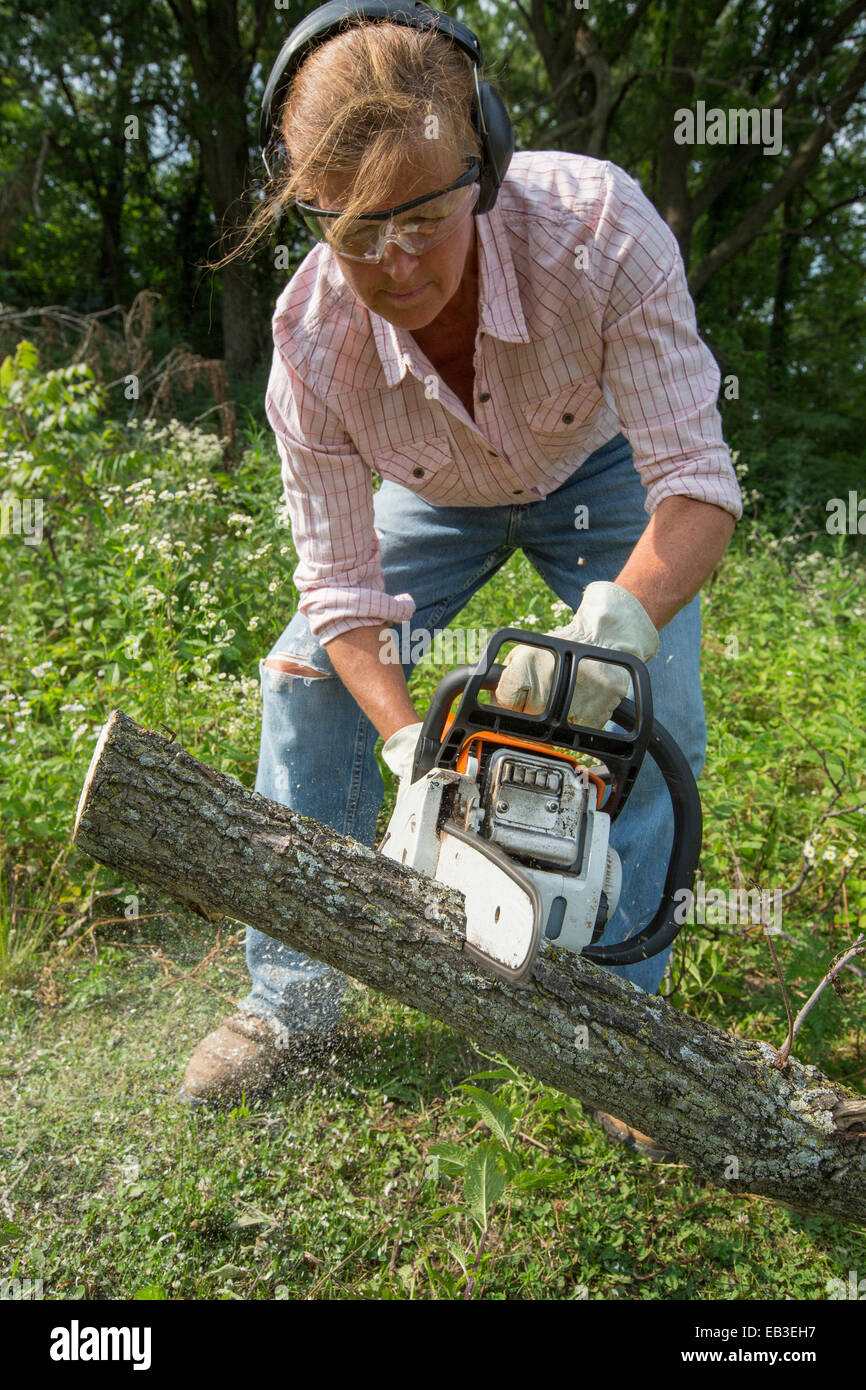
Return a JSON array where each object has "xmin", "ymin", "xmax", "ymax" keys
[{"xmin": 73, "ymin": 711, "xmax": 866, "ymax": 1223}]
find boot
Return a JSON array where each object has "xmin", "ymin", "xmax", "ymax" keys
[{"xmin": 179, "ymin": 1011, "xmax": 336, "ymax": 1107}]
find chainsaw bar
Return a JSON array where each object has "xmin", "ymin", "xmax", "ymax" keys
[{"xmin": 436, "ymin": 820, "xmax": 543, "ymax": 985}]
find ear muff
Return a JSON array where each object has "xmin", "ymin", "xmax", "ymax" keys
[
  {"xmin": 475, "ymin": 80, "xmax": 514, "ymax": 215},
  {"xmin": 260, "ymin": 0, "xmax": 514, "ymax": 215}
]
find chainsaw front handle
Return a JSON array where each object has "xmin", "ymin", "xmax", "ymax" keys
[{"xmin": 414, "ymin": 627, "xmax": 652, "ymax": 820}]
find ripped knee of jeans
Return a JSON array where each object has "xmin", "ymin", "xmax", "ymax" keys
[{"xmin": 263, "ymin": 653, "xmax": 330, "ymax": 680}]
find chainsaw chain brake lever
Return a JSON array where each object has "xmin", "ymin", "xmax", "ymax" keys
[
  {"xmin": 411, "ymin": 626, "xmax": 702, "ymax": 968},
  {"xmin": 412, "ymin": 626, "xmax": 652, "ymax": 822}
]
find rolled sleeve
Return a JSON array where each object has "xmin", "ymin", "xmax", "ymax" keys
[
  {"xmin": 266, "ymin": 350, "xmax": 415, "ymax": 646},
  {"xmin": 599, "ymin": 168, "xmax": 743, "ymax": 521}
]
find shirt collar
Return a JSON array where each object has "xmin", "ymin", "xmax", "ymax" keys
[{"xmin": 370, "ymin": 199, "xmax": 531, "ymax": 386}]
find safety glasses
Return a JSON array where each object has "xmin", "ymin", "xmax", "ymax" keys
[{"xmin": 295, "ymin": 159, "xmax": 481, "ymax": 263}]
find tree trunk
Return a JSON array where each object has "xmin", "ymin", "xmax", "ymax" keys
[
  {"xmin": 166, "ymin": 0, "xmax": 274, "ymax": 379},
  {"xmin": 73, "ymin": 710, "xmax": 866, "ymax": 1224},
  {"xmin": 766, "ymin": 190, "xmax": 798, "ymax": 399}
]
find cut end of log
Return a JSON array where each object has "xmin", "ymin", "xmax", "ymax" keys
[{"xmin": 73, "ymin": 710, "xmax": 121, "ymax": 843}]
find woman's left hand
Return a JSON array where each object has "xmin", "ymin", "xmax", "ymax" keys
[{"xmin": 494, "ymin": 582, "xmax": 659, "ymax": 729}]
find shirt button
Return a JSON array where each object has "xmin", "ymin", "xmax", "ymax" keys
[
  {"xmin": 562, "ymin": 412, "xmax": 574, "ymax": 424},
  {"xmin": 412, "ymin": 467, "xmax": 425, "ymax": 478},
  {"xmin": 479, "ymin": 392, "xmax": 491, "ymax": 403}
]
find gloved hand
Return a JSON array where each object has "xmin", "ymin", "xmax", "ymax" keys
[
  {"xmin": 494, "ymin": 582, "xmax": 659, "ymax": 730},
  {"xmin": 381, "ymin": 721, "xmax": 424, "ymax": 794}
]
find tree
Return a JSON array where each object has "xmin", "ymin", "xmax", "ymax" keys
[
  {"xmin": 160, "ymin": 0, "xmax": 277, "ymax": 378},
  {"xmin": 504, "ymin": 0, "xmax": 866, "ymax": 290},
  {"xmin": 2, "ymin": 0, "xmax": 169, "ymax": 311}
]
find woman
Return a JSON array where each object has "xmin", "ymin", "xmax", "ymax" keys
[{"xmin": 182, "ymin": 2, "xmax": 741, "ymax": 1111}]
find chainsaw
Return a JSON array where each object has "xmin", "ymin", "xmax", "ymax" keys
[{"xmin": 380, "ymin": 627, "xmax": 702, "ymax": 984}]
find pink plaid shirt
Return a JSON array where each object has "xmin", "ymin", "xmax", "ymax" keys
[{"xmin": 266, "ymin": 150, "xmax": 742, "ymax": 646}]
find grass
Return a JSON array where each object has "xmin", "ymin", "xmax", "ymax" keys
[{"xmin": 1, "ymin": 926, "xmax": 864, "ymax": 1300}]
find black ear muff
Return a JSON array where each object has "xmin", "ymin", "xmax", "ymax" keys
[
  {"xmin": 260, "ymin": 1, "xmax": 514, "ymax": 215},
  {"xmin": 476, "ymin": 81, "xmax": 514, "ymax": 214}
]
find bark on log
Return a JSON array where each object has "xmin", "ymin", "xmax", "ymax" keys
[{"xmin": 73, "ymin": 711, "xmax": 866, "ymax": 1223}]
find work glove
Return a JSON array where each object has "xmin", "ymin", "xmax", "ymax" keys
[
  {"xmin": 381, "ymin": 721, "xmax": 424, "ymax": 795},
  {"xmin": 494, "ymin": 582, "xmax": 659, "ymax": 730}
]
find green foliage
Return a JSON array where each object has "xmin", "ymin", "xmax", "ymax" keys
[
  {"xmin": 0, "ymin": 0, "xmax": 305, "ymax": 354},
  {"xmin": 0, "ymin": 339, "xmax": 106, "ymax": 458},
  {"xmin": 419, "ymin": 1062, "xmax": 570, "ymax": 1292},
  {"xmin": 3, "ymin": 978, "xmax": 864, "ymax": 1301},
  {"xmin": 0, "ymin": 343, "xmax": 294, "ymax": 879}
]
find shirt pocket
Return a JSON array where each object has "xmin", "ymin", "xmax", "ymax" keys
[
  {"xmin": 374, "ymin": 435, "xmax": 453, "ymax": 490},
  {"xmin": 522, "ymin": 380, "xmax": 605, "ymax": 439}
]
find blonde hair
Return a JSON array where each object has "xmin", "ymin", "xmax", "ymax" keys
[{"xmin": 212, "ymin": 21, "xmax": 482, "ymax": 268}]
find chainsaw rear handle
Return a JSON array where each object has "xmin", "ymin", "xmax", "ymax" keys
[{"xmin": 411, "ymin": 628, "xmax": 702, "ymax": 966}]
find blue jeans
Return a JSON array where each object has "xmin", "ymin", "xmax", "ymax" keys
[{"xmin": 240, "ymin": 433, "xmax": 706, "ymax": 1028}]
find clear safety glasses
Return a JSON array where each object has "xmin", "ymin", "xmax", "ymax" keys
[{"xmin": 295, "ymin": 159, "xmax": 481, "ymax": 263}]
